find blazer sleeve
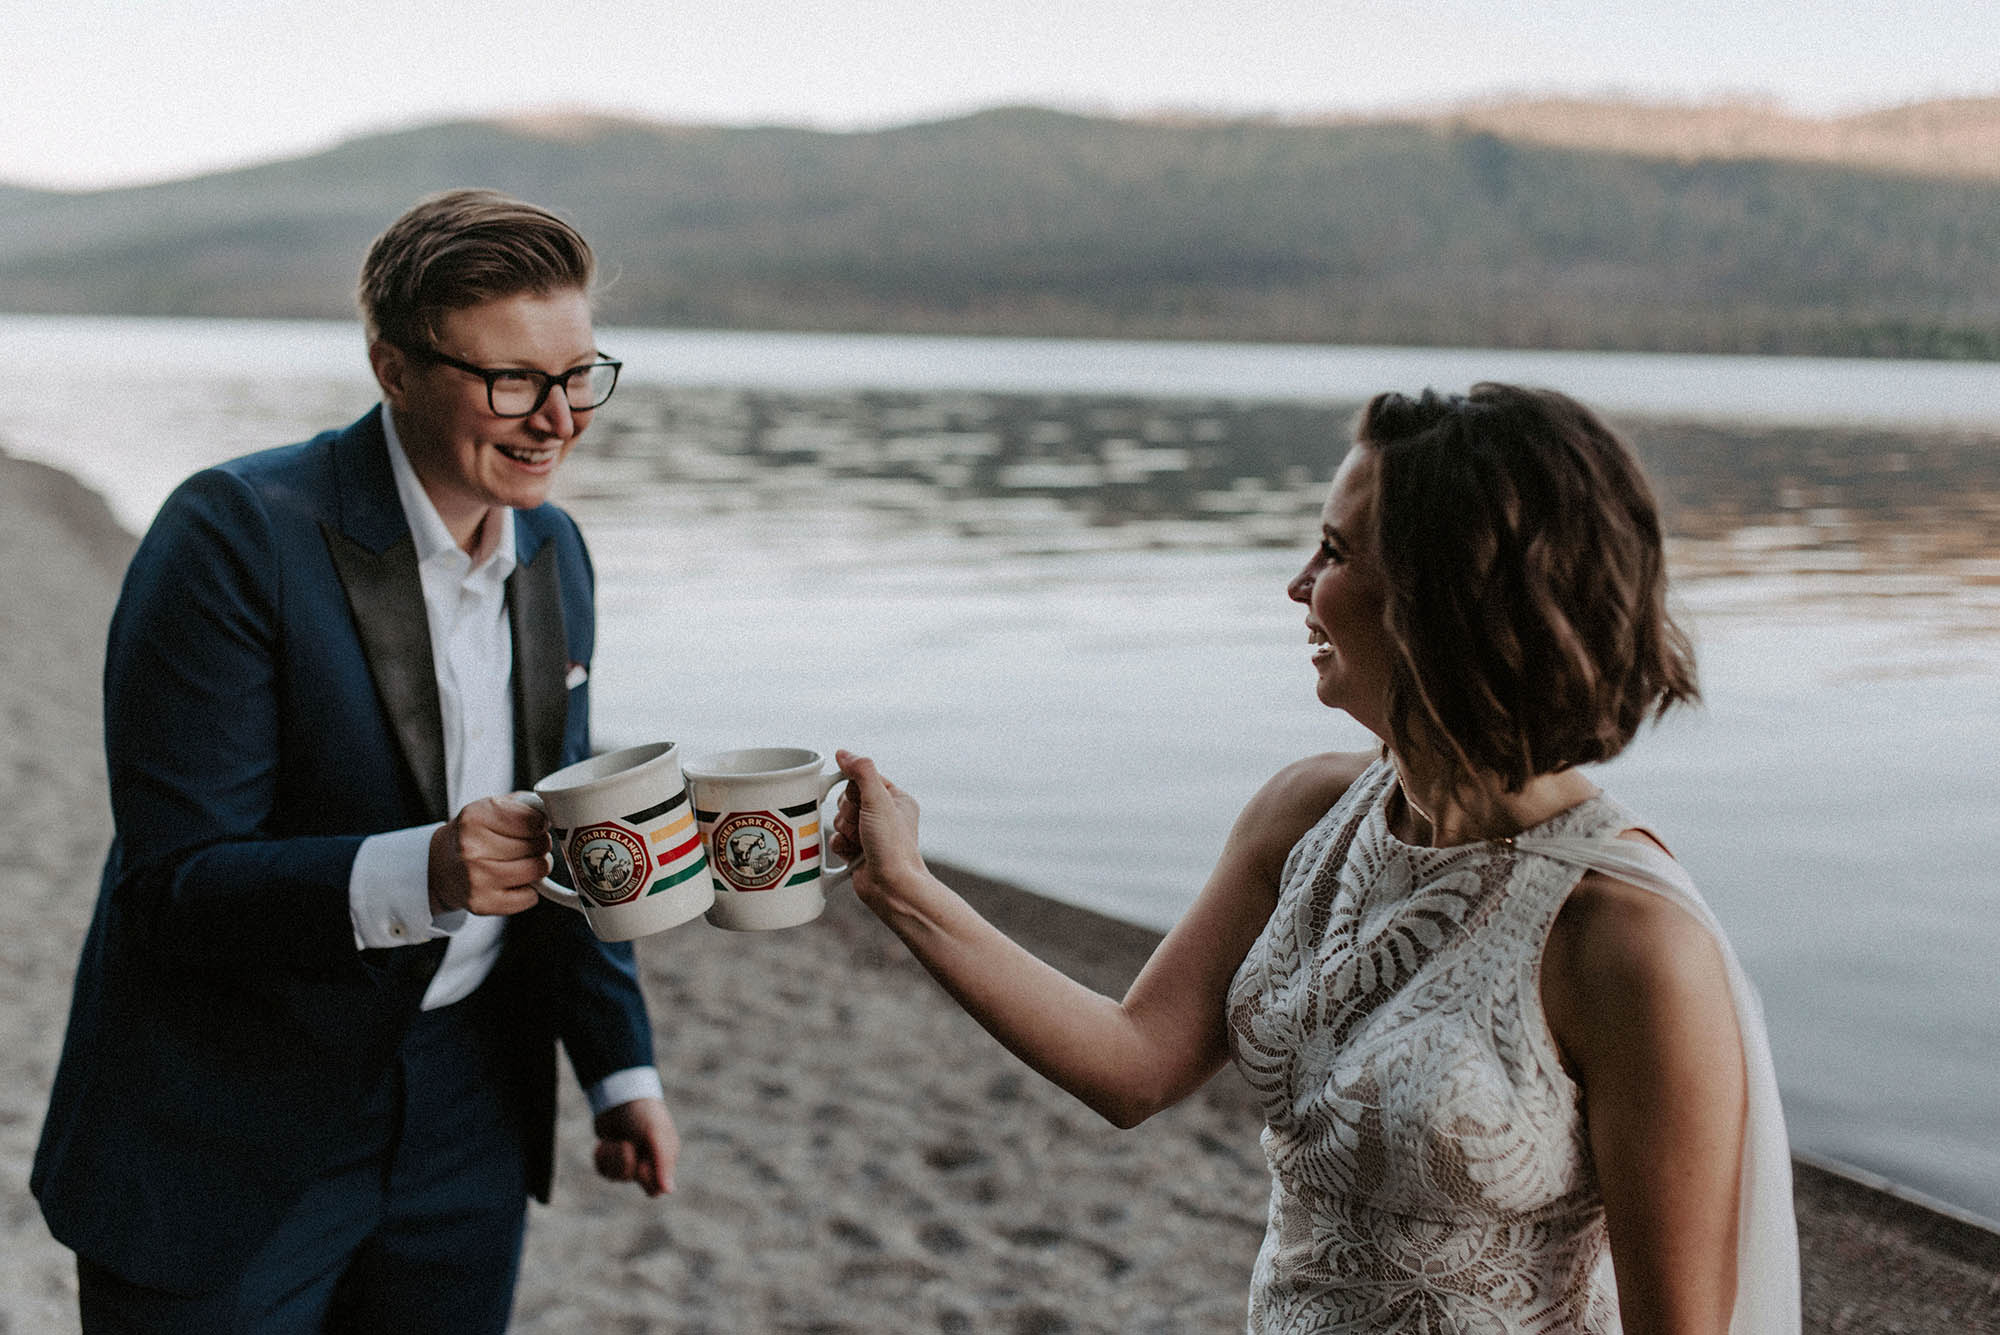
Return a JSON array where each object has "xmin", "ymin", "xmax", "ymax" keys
[
  {"xmin": 553, "ymin": 923, "xmax": 658, "ymax": 1090},
  {"xmin": 101, "ymin": 468, "xmax": 371, "ymax": 974},
  {"xmin": 535, "ymin": 514, "xmax": 658, "ymax": 1086}
]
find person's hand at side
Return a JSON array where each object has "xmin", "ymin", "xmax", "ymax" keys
[
  {"xmin": 428, "ymin": 794, "xmax": 552, "ymax": 917},
  {"xmin": 593, "ymin": 1097, "xmax": 680, "ymax": 1197}
]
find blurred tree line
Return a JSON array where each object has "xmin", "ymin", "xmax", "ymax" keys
[{"xmin": 2, "ymin": 106, "xmax": 1996, "ymax": 358}]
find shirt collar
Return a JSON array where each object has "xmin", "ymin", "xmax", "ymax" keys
[{"xmin": 381, "ymin": 404, "xmax": 517, "ymax": 580}]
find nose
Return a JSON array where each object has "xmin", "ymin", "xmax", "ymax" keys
[
  {"xmin": 1287, "ymin": 562, "xmax": 1314, "ymax": 604},
  {"xmin": 525, "ymin": 382, "xmax": 579, "ymax": 438}
]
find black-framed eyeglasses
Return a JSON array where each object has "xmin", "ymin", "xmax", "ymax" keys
[{"xmin": 408, "ymin": 345, "xmax": 622, "ymax": 418}]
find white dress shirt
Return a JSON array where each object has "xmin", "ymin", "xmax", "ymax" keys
[{"xmin": 347, "ymin": 406, "xmax": 661, "ymax": 1114}]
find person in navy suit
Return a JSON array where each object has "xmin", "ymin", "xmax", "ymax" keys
[{"xmin": 33, "ymin": 190, "xmax": 679, "ymax": 1332}]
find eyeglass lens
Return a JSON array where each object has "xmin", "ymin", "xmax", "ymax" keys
[{"xmin": 488, "ymin": 363, "xmax": 618, "ymax": 416}]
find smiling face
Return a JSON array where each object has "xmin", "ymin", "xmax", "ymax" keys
[
  {"xmin": 369, "ymin": 287, "xmax": 597, "ymax": 551},
  {"xmin": 1288, "ymin": 444, "xmax": 1395, "ymax": 739}
]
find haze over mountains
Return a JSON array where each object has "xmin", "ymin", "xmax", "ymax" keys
[{"xmin": 3, "ymin": 98, "xmax": 1997, "ymax": 358}]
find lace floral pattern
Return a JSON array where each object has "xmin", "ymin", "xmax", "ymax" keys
[{"xmin": 1226, "ymin": 759, "xmax": 1631, "ymax": 1334}]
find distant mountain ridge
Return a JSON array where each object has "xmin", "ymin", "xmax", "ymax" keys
[
  {"xmin": 3, "ymin": 99, "xmax": 1997, "ymax": 358},
  {"xmin": 1405, "ymin": 95, "xmax": 2000, "ymax": 181}
]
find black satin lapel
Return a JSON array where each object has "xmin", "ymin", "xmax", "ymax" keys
[
  {"xmin": 508, "ymin": 543, "xmax": 569, "ymax": 789},
  {"xmin": 322, "ymin": 523, "xmax": 449, "ymax": 821}
]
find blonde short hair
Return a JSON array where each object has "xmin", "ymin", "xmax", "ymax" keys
[{"xmin": 357, "ymin": 189, "xmax": 594, "ymax": 349}]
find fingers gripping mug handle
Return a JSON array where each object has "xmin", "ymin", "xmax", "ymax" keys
[
  {"xmin": 515, "ymin": 792, "xmax": 585, "ymax": 912},
  {"xmin": 818, "ymin": 771, "xmax": 852, "ymax": 882}
]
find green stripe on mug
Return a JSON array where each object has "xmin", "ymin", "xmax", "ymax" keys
[{"xmin": 650, "ymin": 856, "xmax": 711, "ymax": 894}]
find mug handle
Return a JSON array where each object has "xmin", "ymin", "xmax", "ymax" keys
[
  {"xmin": 514, "ymin": 791, "xmax": 586, "ymax": 912},
  {"xmin": 818, "ymin": 770, "xmax": 852, "ymax": 882}
]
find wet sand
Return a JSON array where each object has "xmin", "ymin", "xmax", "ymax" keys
[{"xmin": 2, "ymin": 444, "xmax": 1994, "ymax": 1333}]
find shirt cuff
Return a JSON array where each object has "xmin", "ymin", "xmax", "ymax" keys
[
  {"xmin": 587, "ymin": 1066, "xmax": 665, "ymax": 1117},
  {"xmin": 350, "ymin": 824, "xmax": 464, "ymax": 949}
]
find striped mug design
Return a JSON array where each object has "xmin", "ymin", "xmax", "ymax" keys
[
  {"xmin": 523, "ymin": 742, "xmax": 715, "ymax": 941},
  {"xmin": 556, "ymin": 784, "xmax": 710, "ymax": 906},
  {"xmin": 685, "ymin": 747, "xmax": 849, "ymax": 932}
]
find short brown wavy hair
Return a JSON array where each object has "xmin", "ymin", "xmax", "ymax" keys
[
  {"xmin": 357, "ymin": 189, "xmax": 595, "ymax": 349},
  {"xmin": 1359, "ymin": 383, "xmax": 1697, "ymax": 793}
]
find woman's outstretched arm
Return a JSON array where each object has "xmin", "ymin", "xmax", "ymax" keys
[{"xmin": 831, "ymin": 748, "xmax": 1368, "ymax": 1128}]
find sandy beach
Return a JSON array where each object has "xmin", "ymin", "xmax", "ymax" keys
[
  {"xmin": 4, "ymin": 443, "xmax": 1996, "ymax": 1334},
  {"xmin": 0, "ymin": 444, "xmax": 1266, "ymax": 1334}
]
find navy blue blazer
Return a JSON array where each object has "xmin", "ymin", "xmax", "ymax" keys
[{"xmin": 32, "ymin": 409, "xmax": 656, "ymax": 1295}]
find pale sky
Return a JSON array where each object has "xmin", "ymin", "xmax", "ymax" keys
[{"xmin": 6, "ymin": 0, "xmax": 1998, "ymax": 190}]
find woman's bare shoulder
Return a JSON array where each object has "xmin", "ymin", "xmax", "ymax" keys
[
  {"xmin": 1230, "ymin": 749, "xmax": 1377, "ymax": 861},
  {"xmin": 1545, "ymin": 860, "xmax": 1737, "ymax": 1062},
  {"xmin": 1551, "ymin": 832, "xmax": 1726, "ymax": 996},
  {"xmin": 1260, "ymin": 748, "xmax": 1377, "ymax": 808}
]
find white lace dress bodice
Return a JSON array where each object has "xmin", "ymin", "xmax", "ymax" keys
[{"xmin": 1226, "ymin": 758, "xmax": 1800, "ymax": 1334}]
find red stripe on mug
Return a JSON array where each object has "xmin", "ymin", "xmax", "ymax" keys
[{"xmin": 656, "ymin": 832, "xmax": 704, "ymax": 865}]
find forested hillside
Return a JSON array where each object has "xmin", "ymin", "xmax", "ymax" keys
[{"xmin": 3, "ymin": 103, "xmax": 1997, "ymax": 357}]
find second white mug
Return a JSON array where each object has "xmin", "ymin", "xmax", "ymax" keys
[{"xmin": 683, "ymin": 747, "xmax": 848, "ymax": 931}]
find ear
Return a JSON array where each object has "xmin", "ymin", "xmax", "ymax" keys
[{"xmin": 368, "ymin": 339, "xmax": 413, "ymax": 409}]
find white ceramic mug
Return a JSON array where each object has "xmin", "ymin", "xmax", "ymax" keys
[
  {"xmin": 683, "ymin": 747, "xmax": 849, "ymax": 931},
  {"xmin": 520, "ymin": 741, "xmax": 714, "ymax": 941}
]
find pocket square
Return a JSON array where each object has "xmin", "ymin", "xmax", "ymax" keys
[{"xmin": 565, "ymin": 661, "xmax": 589, "ymax": 690}]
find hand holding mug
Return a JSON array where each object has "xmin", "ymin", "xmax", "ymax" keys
[
  {"xmin": 428, "ymin": 794, "xmax": 555, "ymax": 917},
  {"xmin": 831, "ymin": 749, "xmax": 927, "ymax": 904}
]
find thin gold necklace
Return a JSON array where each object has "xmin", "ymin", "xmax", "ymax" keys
[{"xmin": 1396, "ymin": 776, "xmax": 1518, "ymax": 849}]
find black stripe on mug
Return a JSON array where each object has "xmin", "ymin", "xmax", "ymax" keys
[{"xmin": 622, "ymin": 789, "xmax": 690, "ymax": 825}]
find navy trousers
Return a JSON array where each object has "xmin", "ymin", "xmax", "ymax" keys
[{"xmin": 78, "ymin": 988, "xmax": 532, "ymax": 1334}]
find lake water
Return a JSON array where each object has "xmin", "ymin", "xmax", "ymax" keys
[{"xmin": 3, "ymin": 313, "xmax": 1996, "ymax": 1225}]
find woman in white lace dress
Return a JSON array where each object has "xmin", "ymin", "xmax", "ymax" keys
[{"xmin": 832, "ymin": 383, "xmax": 1799, "ymax": 1333}]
